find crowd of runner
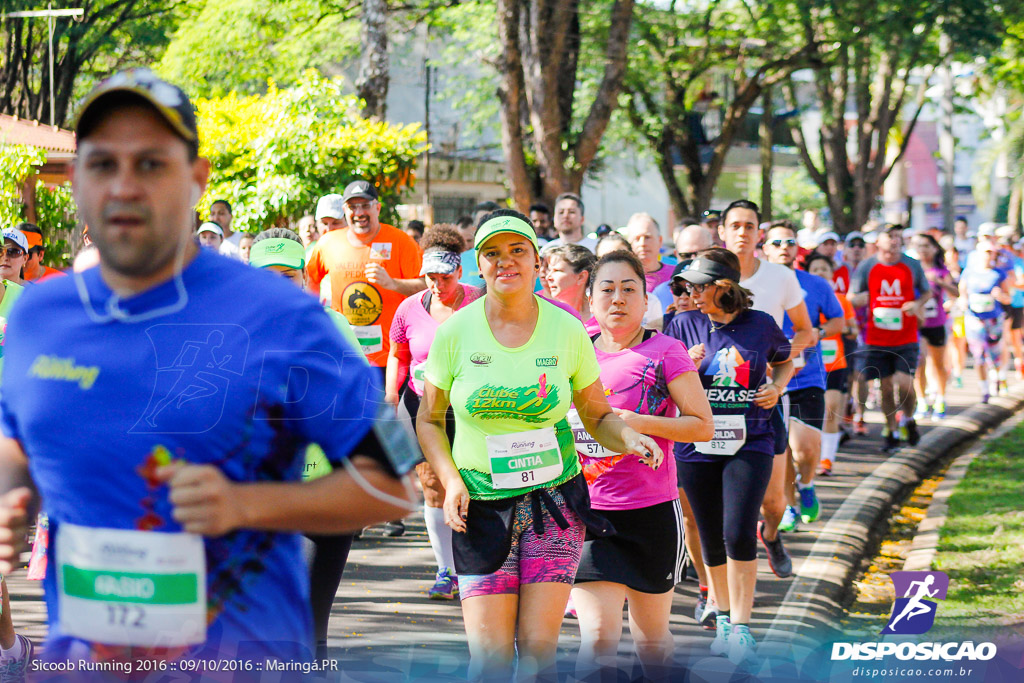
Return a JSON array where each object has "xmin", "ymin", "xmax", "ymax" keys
[{"xmin": 0, "ymin": 68, "xmax": 1021, "ymax": 681}]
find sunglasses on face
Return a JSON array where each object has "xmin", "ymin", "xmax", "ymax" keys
[
  {"xmin": 677, "ymin": 251, "xmax": 699, "ymax": 260},
  {"xmin": 766, "ymin": 239, "xmax": 797, "ymax": 248},
  {"xmin": 848, "ymin": 241, "xmax": 866, "ymax": 248},
  {"xmin": 685, "ymin": 283, "xmax": 712, "ymax": 294},
  {"xmin": 2, "ymin": 247, "xmax": 25, "ymax": 258}
]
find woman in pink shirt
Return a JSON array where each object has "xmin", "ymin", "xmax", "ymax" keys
[
  {"xmin": 570, "ymin": 250, "xmax": 713, "ymax": 679},
  {"xmin": 387, "ymin": 226, "xmax": 482, "ymax": 599}
]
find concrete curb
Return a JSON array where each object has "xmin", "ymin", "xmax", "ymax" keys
[{"xmin": 760, "ymin": 385, "xmax": 1024, "ymax": 653}]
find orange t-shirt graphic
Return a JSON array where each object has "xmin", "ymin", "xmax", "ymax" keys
[{"xmin": 306, "ymin": 223, "xmax": 422, "ymax": 367}]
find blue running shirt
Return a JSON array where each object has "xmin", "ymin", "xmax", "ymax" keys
[
  {"xmin": 0, "ymin": 250, "xmax": 381, "ymax": 664},
  {"xmin": 784, "ymin": 269, "xmax": 844, "ymax": 391}
]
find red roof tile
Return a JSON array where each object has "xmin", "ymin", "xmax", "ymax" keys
[{"xmin": 0, "ymin": 114, "xmax": 76, "ymax": 154}]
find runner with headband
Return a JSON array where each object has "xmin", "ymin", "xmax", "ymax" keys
[
  {"xmin": 570, "ymin": 250, "xmax": 712, "ymax": 679},
  {"xmin": 418, "ymin": 210, "xmax": 660, "ymax": 680},
  {"xmin": 387, "ymin": 225, "xmax": 482, "ymax": 600},
  {"xmin": 666, "ymin": 248, "xmax": 795, "ymax": 666},
  {"xmin": 0, "ymin": 69, "xmax": 415, "ymax": 670}
]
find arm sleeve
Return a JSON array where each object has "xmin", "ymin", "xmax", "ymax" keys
[
  {"xmin": 821, "ymin": 280, "xmax": 844, "ymax": 320},
  {"xmin": 570, "ymin": 320, "xmax": 602, "ymax": 389},
  {"xmin": 278, "ymin": 301, "xmax": 383, "ymax": 466},
  {"xmin": 423, "ymin": 321, "xmax": 455, "ymax": 391},
  {"xmin": 662, "ymin": 337, "xmax": 697, "ymax": 382},
  {"xmin": 306, "ymin": 241, "xmax": 326, "ymax": 288},
  {"xmin": 849, "ymin": 260, "xmax": 871, "ymax": 295},
  {"xmin": 390, "ymin": 296, "xmax": 413, "ymax": 344}
]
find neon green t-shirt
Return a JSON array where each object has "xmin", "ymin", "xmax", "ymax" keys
[
  {"xmin": 424, "ymin": 295, "xmax": 601, "ymax": 500},
  {"xmin": 0, "ymin": 280, "xmax": 24, "ymax": 377}
]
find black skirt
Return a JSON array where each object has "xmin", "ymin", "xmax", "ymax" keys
[{"xmin": 574, "ymin": 498, "xmax": 685, "ymax": 594}]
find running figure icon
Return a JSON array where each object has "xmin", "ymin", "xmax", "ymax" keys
[
  {"xmin": 882, "ymin": 570, "xmax": 949, "ymax": 635},
  {"xmin": 888, "ymin": 574, "xmax": 938, "ymax": 629},
  {"xmin": 143, "ymin": 330, "xmax": 233, "ymax": 427}
]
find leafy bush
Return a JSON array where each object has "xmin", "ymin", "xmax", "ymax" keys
[{"xmin": 197, "ymin": 71, "xmax": 428, "ymax": 231}]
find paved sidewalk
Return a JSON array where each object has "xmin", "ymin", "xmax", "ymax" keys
[{"xmin": 6, "ymin": 366, "xmax": 1014, "ymax": 679}]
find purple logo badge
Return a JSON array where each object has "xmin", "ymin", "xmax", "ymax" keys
[{"xmin": 882, "ymin": 571, "xmax": 949, "ymax": 635}]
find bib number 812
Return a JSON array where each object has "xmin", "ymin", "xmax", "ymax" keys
[{"xmin": 107, "ymin": 604, "xmax": 145, "ymax": 628}]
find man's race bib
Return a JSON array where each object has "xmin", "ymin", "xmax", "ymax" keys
[
  {"xmin": 369, "ymin": 243, "xmax": 393, "ymax": 260},
  {"xmin": 353, "ymin": 324, "xmax": 383, "ymax": 355},
  {"xmin": 567, "ymin": 408, "xmax": 616, "ymax": 459},
  {"xmin": 693, "ymin": 414, "xmax": 747, "ymax": 456},
  {"xmin": 873, "ymin": 307, "xmax": 904, "ymax": 331},
  {"xmin": 56, "ymin": 524, "xmax": 206, "ymax": 647},
  {"xmin": 487, "ymin": 427, "xmax": 562, "ymax": 489},
  {"xmin": 969, "ymin": 293, "xmax": 996, "ymax": 314},
  {"xmin": 821, "ymin": 338, "xmax": 839, "ymax": 366}
]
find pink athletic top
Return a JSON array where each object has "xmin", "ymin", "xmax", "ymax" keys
[
  {"xmin": 646, "ymin": 262, "xmax": 675, "ymax": 293},
  {"xmin": 390, "ymin": 285, "xmax": 482, "ymax": 395},
  {"xmin": 574, "ymin": 332, "xmax": 696, "ymax": 510}
]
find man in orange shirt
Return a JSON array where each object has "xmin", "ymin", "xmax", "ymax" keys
[
  {"xmin": 307, "ymin": 181, "xmax": 424, "ymax": 369},
  {"xmin": 17, "ymin": 224, "xmax": 63, "ymax": 281}
]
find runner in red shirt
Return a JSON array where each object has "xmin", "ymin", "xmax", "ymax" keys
[{"xmin": 848, "ymin": 225, "xmax": 931, "ymax": 452}]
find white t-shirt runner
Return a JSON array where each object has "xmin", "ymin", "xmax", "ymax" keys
[{"xmin": 740, "ymin": 259, "xmax": 804, "ymax": 327}]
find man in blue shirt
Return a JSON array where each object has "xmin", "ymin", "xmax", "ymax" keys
[
  {"xmin": 763, "ymin": 223, "xmax": 844, "ymax": 530},
  {"xmin": 0, "ymin": 69, "xmax": 414, "ymax": 671}
]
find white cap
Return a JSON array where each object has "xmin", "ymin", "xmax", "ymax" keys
[
  {"xmin": 315, "ymin": 194, "xmax": 346, "ymax": 222},
  {"xmin": 863, "ymin": 232, "xmax": 878, "ymax": 244},
  {"xmin": 995, "ymin": 224, "xmax": 1017, "ymax": 239},
  {"xmin": 197, "ymin": 222, "xmax": 223, "ymax": 237},
  {"xmin": 816, "ymin": 230, "xmax": 840, "ymax": 246},
  {"xmin": 1, "ymin": 228, "xmax": 28, "ymax": 253},
  {"xmin": 977, "ymin": 222, "xmax": 997, "ymax": 238},
  {"xmin": 845, "ymin": 231, "xmax": 864, "ymax": 244}
]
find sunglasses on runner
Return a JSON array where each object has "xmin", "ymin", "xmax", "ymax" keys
[
  {"xmin": 685, "ymin": 283, "xmax": 713, "ymax": 294},
  {"xmin": 766, "ymin": 239, "xmax": 797, "ymax": 248},
  {"xmin": 2, "ymin": 247, "xmax": 25, "ymax": 258}
]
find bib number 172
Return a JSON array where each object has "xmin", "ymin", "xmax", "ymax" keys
[{"xmin": 107, "ymin": 604, "xmax": 145, "ymax": 628}]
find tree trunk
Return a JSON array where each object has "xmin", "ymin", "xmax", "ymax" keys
[
  {"xmin": 759, "ymin": 87, "xmax": 773, "ymax": 223},
  {"xmin": 1009, "ymin": 182, "xmax": 1023, "ymax": 232},
  {"xmin": 357, "ymin": 0, "xmax": 389, "ymax": 120},
  {"xmin": 496, "ymin": 0, "xmax": 533, "ymax": 211}
]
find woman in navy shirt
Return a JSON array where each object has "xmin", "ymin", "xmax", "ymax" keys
[{"xmin": 664, "ymin": 247, "xmax": 794, "ymax": 666}]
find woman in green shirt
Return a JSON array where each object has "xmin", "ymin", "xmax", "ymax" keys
[{"xmin": 418, "ymin": 210, "xmax": 660, "ymax": 680}]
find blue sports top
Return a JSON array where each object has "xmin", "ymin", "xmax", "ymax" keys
[{"xmin": 0, "ymin": 249, "xmax": 380, "ymax": 663}]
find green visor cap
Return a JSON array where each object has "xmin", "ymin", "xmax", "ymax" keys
[
  {"xmin": 249, "ymin": 238, "xmax": 306, "ymax": 270},
  {"xmin": 474, "ymin": 215, "xmax": 540, "ymax": 259}
]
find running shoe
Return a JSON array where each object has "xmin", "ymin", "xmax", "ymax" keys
[
  {"xmin": 779, "ymin": 505, "xmax": 799, "ymax": 533},
  {"xmin": 758, "ymin": 521, "xmax": 793, "ymax": 578},
  {"xmin": 694, "ymin": 593, "xmax": 706, "ymax": 623},
  {"xmin": 998, "ymin": 379, "xmax": 1009, "ymax": 396},
  {"xmin": 428, "ymin": 567, "xmax": 459, "ymax": 600},
  {"xmin": 799, "ymin": 485, "xmax": 820, "ymax": 524},
  {"xmin": 933, "ymin": 399, "xmax": 946, "ymax": 420},
  {"xmin": 883, "ymin": 432, "xmax": 901, "ymax": 454},
  {"xmin": 383, "ymin": 520, "xmax": 406, "ymax": 537},
  {"xmin": 913, "ymin": 404, "xmax": 931, "ymax": 421},
  {"xmin": 727, "ymin": 624, "xmax": 759, "ymax": 666},
  {"xmin": 817, "ymin": 458, "xmax": 833, "ymax": 476},
  {"xmin": 700, "ymin": 602, "xmax": 719, "ymax": 631},
  {"xmin": 982, "ymin": 392, "xmax": 990, "ymax": 405},
  {"xmin": 564, "ymin": 595, "xmax": 578, "ymax": 619},
  {"xmin": 953, "ymin": 375, "xmax": 963, "ymax": 388},
  {"xmin": 854, "ymin": 417, "xmax": 868, "ymax": 436},
  {"xmin": 0, "ymin": 635, "xmax": 32, "ymax": 683},
  {"xmin": 710, "ymin": 615, "xmax": 732, "ymax": 656},
  {"xmin": 903, "ymin": 419, "xmax": 920, "ymax": 447}
]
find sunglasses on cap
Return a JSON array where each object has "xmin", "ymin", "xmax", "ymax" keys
[{"xmin": 766, "ymin": 238, "xmax": 797, "ymax": 248}]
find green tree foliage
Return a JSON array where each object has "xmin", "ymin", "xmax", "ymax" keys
[
  {"xmin": 0, "ymin": 144, "xmax": 78, "ymax": 265},
  {"xmin": 1, "ymin": 0, "xmax": 184, "ymax": 125},
  {"xmin": 197, "ymin": 71, "xmax": 428, "ymax": 231},
  {"xmin": 157, "ymin": 0, "xmax": 361, "ymax": 98}
]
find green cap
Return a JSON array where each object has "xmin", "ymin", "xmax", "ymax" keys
[
  {"xmin": 474, "ymin": 215, "xmax": 540, "ymax": 259},
  {"xmin": 249, "ymin": 238, "xmax": 306, "ymax": 270}
]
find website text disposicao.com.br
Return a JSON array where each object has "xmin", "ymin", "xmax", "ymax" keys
[{"xmin": 850, "ymin": 665, "xmax": 977, "ymax": 678}]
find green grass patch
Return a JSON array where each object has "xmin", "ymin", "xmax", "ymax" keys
[{"xmin": 932, "ymin": 423, "xmax": 1024, "ymax": 637}]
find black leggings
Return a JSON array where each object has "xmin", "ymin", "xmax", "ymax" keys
[
  {"xmin": 306, "ymin": 533, "xmax": 354, "ymax": 645},
  {"xmin": 677, "ymin": 450, "xmax": 773, "ymax": 566}
]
